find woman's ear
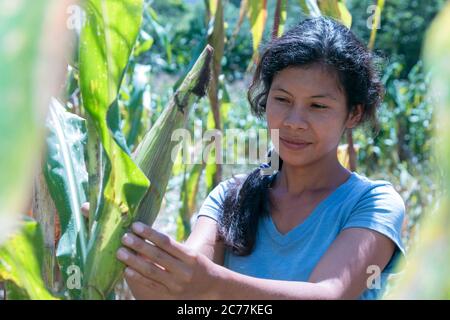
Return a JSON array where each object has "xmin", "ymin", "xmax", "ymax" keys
[{"xmin": 345, "ymin": 104, "xmax": 363, "ymax": 129}]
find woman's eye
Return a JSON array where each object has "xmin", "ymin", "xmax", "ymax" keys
[
  {"xmin": 275, "ymin": 97, "xmax": 289, "ymax": 103},
  {"xmin": 311, "ymin": 103, "xmax": 327, "ymax": 109}
]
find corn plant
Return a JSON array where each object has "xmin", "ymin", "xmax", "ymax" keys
[
  {"xmin": 67, "ymin": 0, "xmax": 212, "ymax": 300},
  {"xmin": 0, "ymin": 0, "xmax": 73, "ymax": 299},
  {"xmin": 1, "ymin": 0, "xmax": 212, "ymax": 300}
]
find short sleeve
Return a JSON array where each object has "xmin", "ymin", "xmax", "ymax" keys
[
  {"xmin": 195, "ymin": 174, "xmax": 246, "ymax": 222},
  {"xmin": 195, "ymin": 182, "xmax": 227, "ymax": 222},
  {"xmin": 342, "ymin": 183, "xmax": 406, "ymax": 273}
]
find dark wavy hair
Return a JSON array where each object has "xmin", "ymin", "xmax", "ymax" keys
[{"xmin": 218, "ymin": 17, "xmax": 385, "ymax": 256}]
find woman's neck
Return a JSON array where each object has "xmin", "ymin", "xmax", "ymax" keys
[{"xmin": 273, "ymin": 152, "xmax": 351, "ymax": 196}]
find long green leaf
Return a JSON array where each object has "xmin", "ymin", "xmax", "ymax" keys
[
  {"xmin": 299, "ymin": 0, "xmax": 352, "ymax": 28},
  {"xmin": 78, "ymin": 0, "xmax": 150, "ymax": 299},
  {"xmin": 0, "ymin": 219, "xmax": 57, "ymax": 300},
  {"xmin": 298, "ymin": 0, "xmax": 321, "ymax": 17},
  {"xmin": 336, "ymin": 1, "xmax": 352, "ymax": 28},
  {"xmin": 247, "ymin": 0, "xmax": 268, "ymax": 64},
  {"xmin": 317, "ymin": 0, "xmax": 341, "ymax": 18},
  {"xmin": 0, "ymin": 0, "xmax": 68, "ymax": 244},
  {"xmin": 44, "ymin": 99, "xmax": 88, "ymax": 299}
]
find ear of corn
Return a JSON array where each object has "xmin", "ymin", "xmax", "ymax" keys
[{"xmin": 134, "ymin": 45, "xmax": 214, "ymax": 226}]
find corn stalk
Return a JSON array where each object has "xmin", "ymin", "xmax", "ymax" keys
[
  {"xmin": 272, "ymin": 0, "xmax": 287, "ymax": 39},
  {"xmin": 205, "ymin": 0, "xmax": 225, "ymax": 190}
]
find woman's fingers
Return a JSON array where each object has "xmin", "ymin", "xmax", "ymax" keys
[
  {"xmin": 124, "ymin": 267, "xmax": 171, "ymax": 300},
  {"xmin": 121, "ymin": 233, "xmax": 191, "ymax": 280},
  {"xmin": 117, "ymin": 247, "xmax": 181, "ymax": 293},
  {"xmin": 81, "ymin": 202, "xmax": 90, "ymax": 218},
  {"xmin": 131, "ymin": 222, "xmax": 196, "ymax": 264}
]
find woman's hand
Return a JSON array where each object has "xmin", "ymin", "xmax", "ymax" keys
[
  {"xmin": 81, "ymin": 203, "xmax": 220, "ymax": 299},
  {"xmin": 117, "ymin": 222, "xmax": 222, "ymax": 300}
]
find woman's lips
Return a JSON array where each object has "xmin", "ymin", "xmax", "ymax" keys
[{"xmin": 279, "ymin": 136, "xmax": 312, "ymax": 150}]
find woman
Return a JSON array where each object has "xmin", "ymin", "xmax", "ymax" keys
[{"xmin": 116, "ymin": 17, "xmax": 405, "ymax": 300}]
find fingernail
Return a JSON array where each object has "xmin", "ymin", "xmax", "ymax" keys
[
  {"xmin": 123, "ymin": 233, "xmax": 134, "ymax": 245},
  {"xmin": 125, "ymin": 268, "xmax": 135, "ymax": 277},
  {"xmin": 117, "ymin": 248, "xmax": 129, "ymax": 261},
  {"xmin": 132, "ymin": 222, "xmax": 145, "ymax": 234}
]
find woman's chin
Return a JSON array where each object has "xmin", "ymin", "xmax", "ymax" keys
[{"xmin": 277, "ymin": 151, "xmax": 314, "ymax": 168}]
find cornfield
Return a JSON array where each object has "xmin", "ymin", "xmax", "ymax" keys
[{"xmin": 0, "ymin": 0, "xmax": 448, "ymax": 300}]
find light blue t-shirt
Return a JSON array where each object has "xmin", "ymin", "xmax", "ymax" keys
[{"xmin": 195, "ymin": 171, "xmax": 406, "ymax": 300}]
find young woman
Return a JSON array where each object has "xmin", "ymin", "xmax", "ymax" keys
[{"xmin": 116, "ymin": 17, "xmax": 405, "ymax": 300}]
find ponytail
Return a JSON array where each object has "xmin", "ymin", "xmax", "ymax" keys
[{"xmin": 219, "ymin": 151, "xmax": 283, "ymax": 255}]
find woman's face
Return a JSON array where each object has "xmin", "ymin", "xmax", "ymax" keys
[{"xmin": 266, "ymin": 65, "xmax": 361, "ymax": 168}]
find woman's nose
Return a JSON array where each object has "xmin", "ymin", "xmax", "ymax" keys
[{"xmin": 282, "ymin": 106, "xmax": 309, "ymax": 130}]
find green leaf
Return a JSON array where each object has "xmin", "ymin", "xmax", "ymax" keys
[
  {"xmin": 317, "ymin": 0, "xmax": 341, "ymax": 18},
  {"xmin": 0, "ymin": 219, "xmax": 57, "ymax": 300},
  {"xmin": 300, "ymin": 0, "xmax": 352, "ymax": 28},
  {"xmin": 78, "ymin": 0, "xmax": 150, "ymax": 299},
  {"xmin": 4, "ymin": 281, "xmax": 30, "ymax": 300},
  {"xmin": 123, "ymin": 86, "xmax": 146, "ymax": 150},
  {"xmin": 247, "ymin": 0, "xmax": 268, "ymax": 63},
  {"xmin": 0, "ymin": 0, "xmax": 54, "ymax": 243},
  {"xmin": 44, "ymin": 99, "xmax": 89, "ymax": 299},
  {"xmin": 337, "ymin": 1, "xmax": 352, "ymax": 28},
  {"xmin": 298, "ymin": 0, "xmax": 321, "ymax": 17},
  {"xmin": 320, "ymin": 0, "xmax": 352, "ymax": 28}
]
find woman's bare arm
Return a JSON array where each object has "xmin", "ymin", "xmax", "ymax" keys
[
  {"xmin": 210, "ymin": 227, "xmax": 395, "ymax": 299},
  {"xmin": 183, "ymin": 216, "xmax": 225, "ymax": 265}
]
